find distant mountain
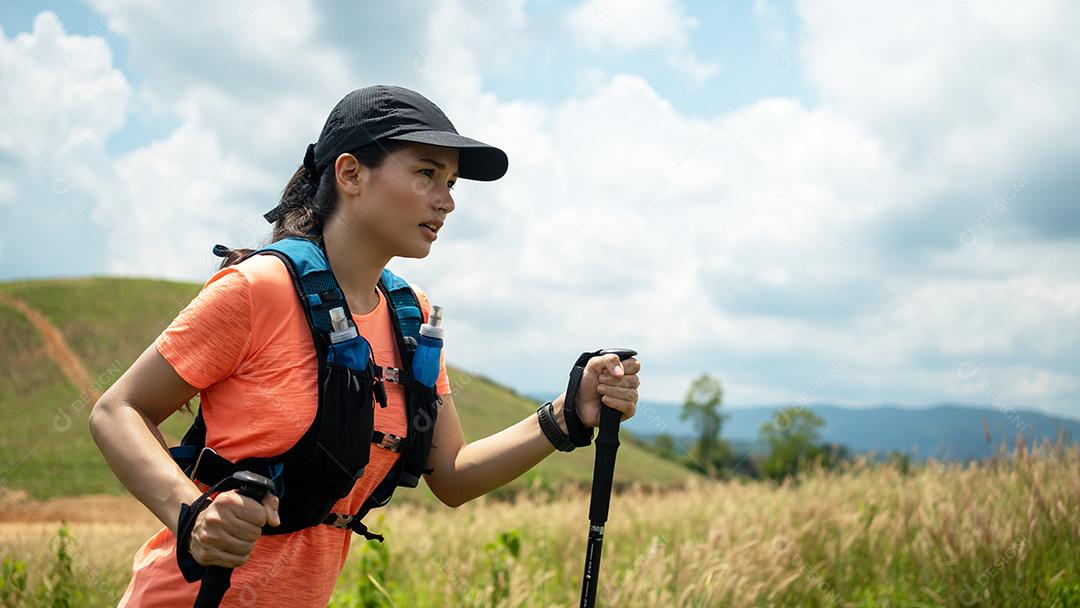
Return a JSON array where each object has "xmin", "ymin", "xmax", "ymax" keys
[{"xmin": 526, "ymin": 393, "xmax": 1080, "ymax": 462}]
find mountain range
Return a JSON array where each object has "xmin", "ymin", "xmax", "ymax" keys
[
  {"xmin": 527, "ymin": 394, "xmax": 1080, "ymax": 462},
  {"xmin": 634, "ymin": 402, "xmax": 1078, "ymax": 461}
]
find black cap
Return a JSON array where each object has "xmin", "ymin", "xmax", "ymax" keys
[{"xmin": 264, "ymin": 85, "xmax": 508, "ymax": 223}]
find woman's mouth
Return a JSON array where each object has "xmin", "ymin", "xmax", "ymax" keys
[{"xmin": 419, "ymin": 224, "xmax": 438, "ymax": 240}]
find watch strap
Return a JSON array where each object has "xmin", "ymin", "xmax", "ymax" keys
[{"xmin": 537, "ymin": 400, "xmax": 575, "ymax": 452}]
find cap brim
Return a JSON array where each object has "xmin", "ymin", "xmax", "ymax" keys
[{"xmin": 386, "ymin": 130, "xmax": 508, "ymax": 182}]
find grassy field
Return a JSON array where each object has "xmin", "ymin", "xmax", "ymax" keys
[
  {"xmin": 6, "ymin": 277, "xmax": 1080, "ymax": 605},
  {"xmin": 0, "ymin": 278, "xmax": 200, "ymax": 498},
  {"xmin": 3, "ymin": 444, "xmax": 1080, "ymax": 607}
]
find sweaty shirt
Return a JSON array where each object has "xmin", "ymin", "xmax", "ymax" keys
[{"xmin": 118, "ymin": 253, "xmax": 451, "ymax": 607}]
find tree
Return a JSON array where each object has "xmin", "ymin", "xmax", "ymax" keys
[
  {"xmin": 680, "ymin": 374, "xmax": 730, "ymax": 476},
  {"xmin": 759, "ymin": 406, "xmax": 827, "ymax": 480}
]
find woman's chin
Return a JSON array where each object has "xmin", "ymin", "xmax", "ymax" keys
[{"xmin": 400, "ymin": 243, "xmax": 433, "ymax": 259}]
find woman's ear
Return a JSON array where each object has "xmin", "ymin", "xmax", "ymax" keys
[{"xmin": 334, "ymin": 153, "xmax": 368, "ymax": 196}]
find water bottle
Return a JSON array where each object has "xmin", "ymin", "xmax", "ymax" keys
[
  {"xmin": 328, "ymin": 306, "xmax": 369, "ymax": 374},
  {"xmin": 412, "ymin": 305, "xmax": 443, "ymax": 388},
  {"xmin": 328, "ymin": 307, "xmax": 358, "ymax": 343}
]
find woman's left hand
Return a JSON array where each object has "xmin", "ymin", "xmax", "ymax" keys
[{"xmin": 574, "ymin": 353, "xmax": 641, "ymax": 428}]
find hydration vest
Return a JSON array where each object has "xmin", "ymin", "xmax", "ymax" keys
[{"xmin": 169, "ymin": 236, "xmax": 442, "ymax": 543}]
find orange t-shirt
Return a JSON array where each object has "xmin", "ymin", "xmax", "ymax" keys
[{"xmin": 118, "ymin": 253, "xmax": 450, "ymax": 607}]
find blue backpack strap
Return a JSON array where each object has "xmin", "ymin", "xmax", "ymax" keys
[
  {"xmin": 255, "ymin": 237, "xmax": 374, "ymax": 368},
  {"xmin": 379, "ymin": 267, "xmax": 424, "ymax": 340}
]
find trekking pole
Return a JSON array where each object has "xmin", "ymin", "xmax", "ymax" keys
[
  {"xmin": 579, "ymin": 348, "xmax": 637, "ymax": 608},
  {"xmin": 194, "ymin": 471, "xmax": 276, "ymax": 608}
]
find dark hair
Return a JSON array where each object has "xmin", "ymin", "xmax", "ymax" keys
[{"xmin": 215, "ymin": 139, "xmax": 413, "ymax": 269}]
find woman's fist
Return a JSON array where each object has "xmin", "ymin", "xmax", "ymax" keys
[
  {"xmin": 573, "ymin": 353, "xmax": 641, "ymax": 428},
  {"xmin": 189, "ymin": 490, "xmax": 280, "ymax": 568}
]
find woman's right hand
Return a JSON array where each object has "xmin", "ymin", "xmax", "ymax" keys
[{"xmin": 189, "ymin": 491, "xmax": 280, "ymax": 568}]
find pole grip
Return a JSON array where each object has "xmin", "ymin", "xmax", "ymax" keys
[
  {"xmin": 588, "ymin": 406, "xmax": 622, "ymax": 524},
  {"xmin": 193, "ymin": 472, "xmax": 275, "ymax": 608},
  {"xmin": 587, "ymin": 348, "xmax": 635, "ymax": 525}
]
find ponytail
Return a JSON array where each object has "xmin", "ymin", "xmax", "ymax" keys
[
  {"xmin": 215, "ymin": 139, "xmax": 411, "ymax": 270},
  {"xmin": 214, "ymin": 163, "xmax": 336, "ymax": 269}
]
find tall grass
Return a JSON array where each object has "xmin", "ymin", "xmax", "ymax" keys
[
  {"xmin": 4, "ymin": 441, "xmax": 1080, "ymax": 606},
  {"xmin": 0, "ymin": 522, "xmax": 128, "ymax": 607},
  {"xmin": 331, "ymin": 441, "xmax": 1080, "ymax": 607}
]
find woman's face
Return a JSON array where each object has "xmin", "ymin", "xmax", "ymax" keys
[{"xmin": 342, "ymin": 142, "xmax": 459, "ymax": 259}]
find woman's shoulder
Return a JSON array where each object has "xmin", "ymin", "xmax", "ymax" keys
[
  {"xmin": 230, "ymin": 252, "xmax": 294, "ymax": 290},
  {"xmin": 214, "ymin": 253, "xmax": 301, "ymax": 320}
]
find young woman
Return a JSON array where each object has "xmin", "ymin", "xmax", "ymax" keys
[{"xmin": 90, "ymin": 85, "xmax": 641, "ymax": 607}]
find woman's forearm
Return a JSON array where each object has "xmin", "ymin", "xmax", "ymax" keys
[
  {"xmin": 89, "ymin": 398, "xmax": 203, "ymax": 534},
  {"xmin": 447, "ymin": 393, "xmax": 570, "ymax": 506}
]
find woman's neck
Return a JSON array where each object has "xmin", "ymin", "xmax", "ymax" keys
[{"xmin": 322, "ymin": 214, "xmax": 390, "ymax": 316}]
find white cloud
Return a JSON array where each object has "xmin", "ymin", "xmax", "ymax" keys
[
  {"xmin": 798, "ymin": 0, "xmax": 1080, "ymax": 178},
  {"xmin": 565, "ymin": 0, "xmax": 719, "ymax": 85},
  {"xmin": 101, "ymin": 121, "xmax": 278, "ymax": 279},
  {"xmin": 4, "ymin": 1, "xmax": 1079, "ymax": 417},
  {"xmin": 70, "ymin": 0, "xmax": 376, "ymax": 280},
  {"xmin": 0, "ymin": 12, "xmax": 130, "ymax": 278},
  {"xmin": 86, "ymin": 0, "xmax": 338, "ymax": 99},
  {"xmin": 567, "ymin": 0, "xmax": 696, "ymax": 49},
  {"xmin": 392, "ymin": 72, "xmax": 917, "ymax": 408},
  {"xmin": 0, "ymin": 11, "xmax": 129, "ymax": 163}
]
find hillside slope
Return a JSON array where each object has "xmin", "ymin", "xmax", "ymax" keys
[{"xmin": 0, "ymin": 277, "xmax": 693, "ymax": 501}]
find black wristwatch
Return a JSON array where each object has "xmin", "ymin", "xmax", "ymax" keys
[{"xmin": 537, "ymin": 400, "xmax": 575, "ymax": 452}]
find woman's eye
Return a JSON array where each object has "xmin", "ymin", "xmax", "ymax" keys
[{"xmin": 420, "ymin": 169, "xmax": 454, "ymax": 190}]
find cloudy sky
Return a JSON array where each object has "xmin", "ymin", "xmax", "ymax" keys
[{"xmin": 1, "ymin": 1, "xmax": 1077, "ymax": 417}]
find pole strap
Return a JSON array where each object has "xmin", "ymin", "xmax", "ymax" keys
[{"xmin": 563, "ymin": 350, "xmax": 604, "ymax": 448}]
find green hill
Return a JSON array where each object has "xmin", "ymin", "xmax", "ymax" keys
[{"xmin": 0, "ymin": 277, "xmax": 693, "ymax": 502}]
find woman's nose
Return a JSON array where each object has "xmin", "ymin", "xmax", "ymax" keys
[{"xmin": 436, "ymin": 192, "xmax": 455, "ymax": 214}]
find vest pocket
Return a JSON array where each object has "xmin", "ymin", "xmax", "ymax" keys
[{"xmin": 307, "ymin": 361, "xmax": 377, "ymax": 494}]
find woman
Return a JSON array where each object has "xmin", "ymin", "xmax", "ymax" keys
[{"xmin": 90, "ymin": 85, "xmax": 641, "ymax": 607}]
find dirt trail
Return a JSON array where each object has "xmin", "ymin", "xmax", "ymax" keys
[
  {"xmin": 0, "ymin": 490, "xmax": 159, "ymax": 524},
  {"xmin": 0, "ymin": 291, "xmax": 186, "ymax": 524},
  {"xmin": 0, "ymin": 292, "xmax": 101, "ymax": 405}
]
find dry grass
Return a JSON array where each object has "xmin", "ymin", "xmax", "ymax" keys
[
  {"xmin": 4, "ymin": 442, "xmax": 1080, "ymax": 607},
  {"xmin": 332, "ymin": 442, "xmax": 1080, "ymax": 607}
]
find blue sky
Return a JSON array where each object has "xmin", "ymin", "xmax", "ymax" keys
[{"xmin": 2, "ymin": 0, "xmax": 1078, "ymax": 417}]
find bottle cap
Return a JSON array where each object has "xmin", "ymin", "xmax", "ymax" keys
[
  {"xmin": 329, "ymin": 307, "xmax": 346, "ymax": 324},
  {"xmin": 419, "ymin": 304, "xmax": 444, "ymax": 339},
  {"xmin": 328, "ymin": 306, "xmax": 356, "ymax": 342}
]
